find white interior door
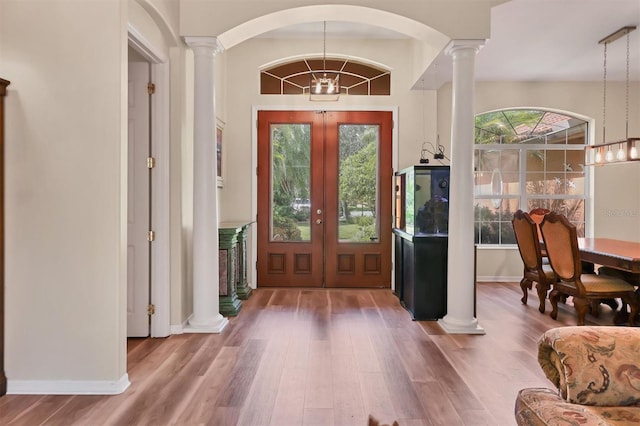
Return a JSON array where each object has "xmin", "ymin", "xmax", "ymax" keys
[{"xmin": 127, "ymin": 61, "xmax": 150, "ymax": 337}]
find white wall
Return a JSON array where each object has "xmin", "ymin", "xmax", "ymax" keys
[
  {"xmin": 179, "ymin": 0, "xmax": 497, "ymax": 41},
  {"xmin": 0, "ymin": 0, "xmax": 188, "ymax": 393},
  {"xmin": 1, "ymin": 0, "xmax": 128, "ymax": 389},
  {"xmin": 438, "ymin": 81, "xmax": 640, "ymax": 280}
]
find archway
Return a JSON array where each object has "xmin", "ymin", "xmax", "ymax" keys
[{"xmin": 217, "ymin": 5, "xmax": 448, "ymax": 49}]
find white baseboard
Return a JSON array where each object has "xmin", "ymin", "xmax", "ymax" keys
[
  {"xmin": 170, "ymin": 316, "xmax": 192, "ymax": 334},
  {"xmin": 438, "ymin": 317, "xmax": 486, "ymax": 335},
  {"xmin": 170, "ymin": 324, "xmax": 184, "ymax": 334},
  {"xmin": 8, "ymin": 373, "xmax": 130, "ymax": 395},
  {"xmin": 173, "ymin": 314, "xmax": 230, "ymax": 334}
]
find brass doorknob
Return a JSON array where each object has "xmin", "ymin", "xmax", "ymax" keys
[{"xmin": 316, "ymin": 219, "xmax": 322, "ymax": 224}]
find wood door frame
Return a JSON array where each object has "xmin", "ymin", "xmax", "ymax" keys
[{"xmin": 251, "ymin": 106, "xmax": 399, "ymax": 290}]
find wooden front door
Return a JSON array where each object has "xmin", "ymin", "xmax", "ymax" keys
[{"xmin": 257, "ymin": 110, "xmax": 392, "ymax": 288}]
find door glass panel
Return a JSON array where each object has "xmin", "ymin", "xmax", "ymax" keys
[
  {"xmin": 270, "ymin": 123, "xmax": 311, "ymax": 241},
  {"xmin": 338, "ymin": 124, "xmax": 380, "ymax": 242}
]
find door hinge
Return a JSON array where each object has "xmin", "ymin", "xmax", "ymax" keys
[
  {"xmin": 147, "ymin": 157, "xmax": 156, "ymax": 169},
  {"xmin": 147, "ymin": 82, "xmax": 155, "ymax": 95},
  {"xmin": 147, "ymin": 230, "xmax": 155, "ymax": 242},
  {"xmin": 147, "ymin": 304, "xmax": 156, "ymax": 315}
]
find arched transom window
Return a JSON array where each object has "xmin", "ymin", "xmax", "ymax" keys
[
  {"xmin": 260, "ymin": 58, "xmax": 391, "ymax": 96},
  {"xmin": 473, "ymin": 109, "xmax": 590, "ymax": 245}
]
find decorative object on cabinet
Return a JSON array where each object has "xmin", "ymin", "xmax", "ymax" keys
[
  {"xmin": 393, "ymin": 165, "xmax": 449, "ymax": 320},
  {"xmin": 0, "ymin": 78, "xmax": 10, "ymax": 397}
]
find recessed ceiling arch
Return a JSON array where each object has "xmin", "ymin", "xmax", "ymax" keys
[
  {"xmin": 136, "ymin": 0, "xmax": 180, "ymax": 46},
  {"xmin": 217, "ymin": 5, "xmax": 449, "ymax": 50}
]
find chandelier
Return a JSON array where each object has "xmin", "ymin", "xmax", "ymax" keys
[
  {"xmin": 586, "ymin": 25, "xmax": 639, "ymax": 165},
  {"xmin": 309, "ymin": 21, "xmax": 340, "ymax": 101}
]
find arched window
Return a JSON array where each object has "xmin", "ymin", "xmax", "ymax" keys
[
  {"xmin": 474, "ymin": 109, "xmax": 589, "ymax": 245},
  {"xmin": 260, "ymin": 57, "xmax": 390, "ymax": 96}
]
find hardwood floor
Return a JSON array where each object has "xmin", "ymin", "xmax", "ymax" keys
[{"xmin": 0, "ymin": 283, "xmax": 621, "ymax": 426}]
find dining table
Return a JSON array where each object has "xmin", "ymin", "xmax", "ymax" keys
[
  {"xmin": 571, "ymin": 237, "xmax": 640, "ymax": 325},
  {"xmin": 576, "ymin": 237, "xmax": 640, "ymax": 276}
]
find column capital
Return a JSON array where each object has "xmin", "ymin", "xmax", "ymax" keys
[
  {"xmin": 445, "ymin": 39, "xmax": 485, "ymax": 56},
  {"xmin": 184, "ymin": 36, "xmax": 225, "ymax": 55}
]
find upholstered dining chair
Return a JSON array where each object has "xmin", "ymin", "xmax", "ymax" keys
[
  {"xmin": 512, "ymin": 210, "xmax": 557, "ymax": 313},
  {"xmin": 528, "ymin": 207, "xmax": 550, "ymax": 257},
  {"xmin": 539, "ymin": 212, "xmax": 639, "ymax": 326}
]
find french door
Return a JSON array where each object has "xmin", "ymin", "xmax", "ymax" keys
[{"xmin": 257, "ymin": 110, "xmax": 392, "ymax": 287}]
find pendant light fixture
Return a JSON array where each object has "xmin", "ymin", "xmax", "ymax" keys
[
  {"xmin": 309, "ymin": 21, "xmax": 340, "ymax": 101},
  {"xmin": 586, "ymin": 25, "xmax": 639, "ymax": 165}
]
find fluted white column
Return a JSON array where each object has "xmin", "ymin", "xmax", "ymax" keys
[
  {"xmin": 183, "ymin": 36, "xmax": 228, "ymax": 333},
  {"xmin": 438, "ymin": 40, "xmax": 485, "ymax": 335}
]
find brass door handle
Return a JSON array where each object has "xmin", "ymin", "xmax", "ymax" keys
[{"xmin": 316, "ymin": 219, "xmax": 323, "ymax": 224}]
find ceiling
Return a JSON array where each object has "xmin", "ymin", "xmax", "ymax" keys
[{"xmin": 258, "ymin": 0, "xmax": 640, "ymax": 89}]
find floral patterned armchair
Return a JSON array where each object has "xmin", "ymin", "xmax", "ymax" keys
[{"xmin": 515, "ymin": 326, "xmax": 640, "ymax": 425}]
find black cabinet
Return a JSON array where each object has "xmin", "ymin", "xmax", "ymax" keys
[
  {"xmin": 395, "ymin": 231, "xmax": 447, "ymax": 320},
  {"xmin": 393, "ymin": 165, "xmax": 449, "ymax": 320}
]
